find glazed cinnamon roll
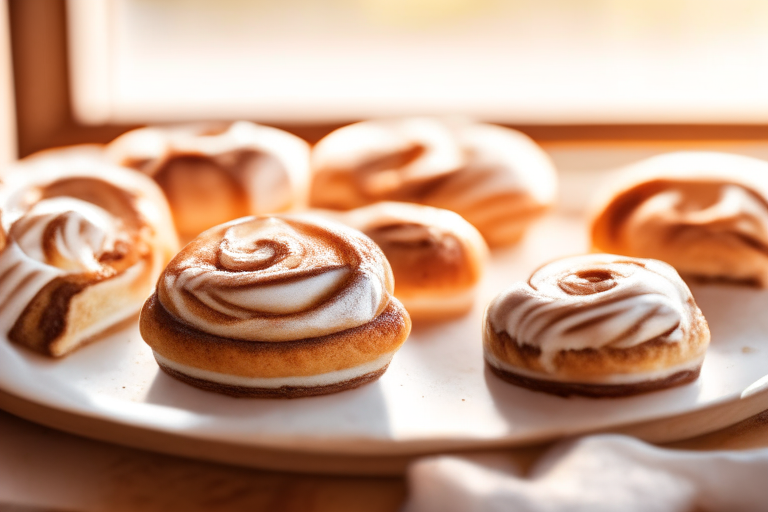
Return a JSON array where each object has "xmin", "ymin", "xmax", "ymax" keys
[
  {"xmin": 484, "ymin": 254, "xmax": 710, "ymax": 397},
  {"xmin": 591, "ymin": 152, "xmax": 768, "ymax": 286},
  {"xmin": 107, "ymin": 121, "xmax": 310, "ymax": 240},
  {"xmin": 309, "ymin": 117, "xmax": 557, "ymax": 246},
  {"xmin": 0, "ymin": 151, "xmax": 178, "ymax": 357},
  {"xmin": 323, "ymin": 202, "xmax": 488, "ymax": 320},
  {"xmin": 140, "ymin": 214, "xmax": 411, "ymax": 398}
]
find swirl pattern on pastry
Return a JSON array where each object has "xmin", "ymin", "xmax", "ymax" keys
[
  {"xmin": 310, "ymin": 117, "xmax": 557, "ymax": 246},
  {"xmin": 107, "ymin": 121, "xmax": 310, "ymax": 240},
  {"xmin": 0, "ymin": 150, "xmax": 178, "ymax": 356},
  {"xmin": 484, "ymin": 254, "xmax": 710, "ymax": 396},
  {"xmin": 11, "ymin": 198, "xmax": 122, "ymax": 273},
  {"xmin": 159, "ymin": 215, "xmax": 392, "ymax": 341},
  {"xmin": 322, "ymin": 202, "xmax": 488, "ymax": 319},
  {"xmin": 142, "ymin": 214, "xmax": 411, "ymax": 397},
  {"xmin": 489, "ymin": 255, "xmax": 693, "ymax": 368},
  {"xmin": 591, "ymin": 152, "xmax": 768, "ymax": 286}
]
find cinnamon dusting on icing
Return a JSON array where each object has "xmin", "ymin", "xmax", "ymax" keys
[
  {"xmin": 158, "ymin": 215, "xmax": 394, "ymax": 342},
  {"xmin": 0, "ymin": 152, "xmax": 178, "ymax": 356},
  {"xmin": 558, "ymin": 269, "xmax": 618, "ymax": 295}
]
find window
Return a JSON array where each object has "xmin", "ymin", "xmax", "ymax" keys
[
  {"xmin": 68, "ymin": 0, "xmax": 768, "ymax": 125},
  {"xmin": 0, "ymin": 0, "xmax": 14, "ymax": 163}
]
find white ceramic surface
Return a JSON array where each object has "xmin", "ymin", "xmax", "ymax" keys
[{"xmin": 1, "ymin": 213, "xmax": 767, "ymax": 456}]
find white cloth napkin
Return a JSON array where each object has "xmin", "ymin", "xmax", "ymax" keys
[{"xmin": 403, "ymin": 434, "xmax": 768, "ymax": 512}]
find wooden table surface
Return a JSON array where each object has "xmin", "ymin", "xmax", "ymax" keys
[
  {"xmin": 1, "ymin": 406, "xmax": 767, "ymax": 512},
  {"xmin": 0, "ymin": 409, "xmax": 406, "ymax": 512}
]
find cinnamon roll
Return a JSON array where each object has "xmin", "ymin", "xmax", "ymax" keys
[
  {"xmin": 591, "ymin": 152, "xmax": 768, "ymax": 286},
  {"xmin": 107, "ymin": 121, "xmax": 310, "ymax": 240},
  {"xmin": 309, "ymin": 117, "xmax": 557, "ymax": 246},
  {"xmin": 322, "ymin": 202, "xmax": 488, "ymax": 320},
  {"xmin": 140, "ymin": 214, "xmax": 411, "ymax": 398},
  {"xmin": 0, "ymin": 151, "xmax": 178, "ymax": 357},
  {"xmin": 484, "ymin": 254, "xmax": 710, "ymax": 397}
]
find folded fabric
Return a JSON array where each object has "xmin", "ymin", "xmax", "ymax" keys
[{"xmin": 403, "ymin": 434, "xmax": 768, "ymax": 512}]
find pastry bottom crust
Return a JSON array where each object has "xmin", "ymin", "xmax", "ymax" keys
[
  {"xmin": 486, "ymin": 361, "xmax": 701, "ymax": 398},
  {"xmin": 141, "ymin": 294, "xmax": 410, "ymax": 380},
  {"xmin": 158, "ymin": 361, "xmax": 389, "ymax": 399}
]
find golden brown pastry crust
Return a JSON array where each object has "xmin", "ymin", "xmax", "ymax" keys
[
  {"xmin": 591, "ymin": 152, "xmax": 768, "ymax": 286},
  {"xmin": 486, "ymin": 363, "xmax": 700, "ymax": 398},
  {"xmin": 319, "ymin": 202, "xmax": 488, "ymax": 320},
  {"xmin": 483, "ymin": 254, "xmax": 710, "ymax": 397},
  {"xmin": 309, "ymin": 117, "xmax": 557, "ymax": 246},
  {"xmin": 142, "ymin": 293, "xmax": 410, "ymax": 380},
  {"xmin": 157, "ymin": 363, "xmax": 389, "ymax": 399},
  {"xmin": 107, "ymin": 121, "xmax": 310, "ymax": 240},
  {"xmin": 140, "ymin": 214, "xmax": 411, "ymax": 397},
  {"xmin": 0, "ymin": 150, "xmax": 178, "ymax": 357},
  {"xmin": 484, "ymin": 324, "xmax": 705, "ymax": 397}
]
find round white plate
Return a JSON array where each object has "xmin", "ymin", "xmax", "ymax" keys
[{"xmin": 1, "ymin": 214, "xmax": 768, "ymax": 467}]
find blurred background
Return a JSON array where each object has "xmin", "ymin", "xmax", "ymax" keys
[
  {"xmin": 0, "ymin": 3, "xmax": 768, "ymax": 510},
  {"xmin": 2, "ymin": 0, "xmax": 767, "ymax": 161}
]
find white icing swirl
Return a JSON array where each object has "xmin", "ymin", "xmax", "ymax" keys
[
  {"xmin": 591, "ymin": 152, "xmax": 768, "ymax": 285},
  {"xmin": 488, "ymin": 254, "xmax": 696, "ymax": 372},
  {"xmin": 622, "ymin": 184, "xmax": 768, "ymax": 266},
  {"xmin": 158, "ymin": 215, "xmax": 394, "ymax": 342},
  {"xmin": 310, "ymin": 117, "xmax": 557, "ymax": 246},
  {"xmin": 0, "ymin": 197, "xmax": 122, "ymax": 336},
  {"xmin": 10, "ymin": 197, "xmax": 119, "ymax": 273},
  {"xmin": 313, "ymin": 117, "xmax": 556, "ymax": 201},
  {"xmin": 106, "ymin": 121, "xmax": 310, "ymax": 239},
  {"xmin": 0, "ymin": 153, "xmax": 178, "ymax": 354}
]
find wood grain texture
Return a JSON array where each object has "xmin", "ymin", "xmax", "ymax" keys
[
  {"xmin": 0, "ymin": 409, "xmax": 406, "ymax": 512},
  {"xmin": 2, "ymin": 400, "xmax": 768, "ymax": 512}
]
